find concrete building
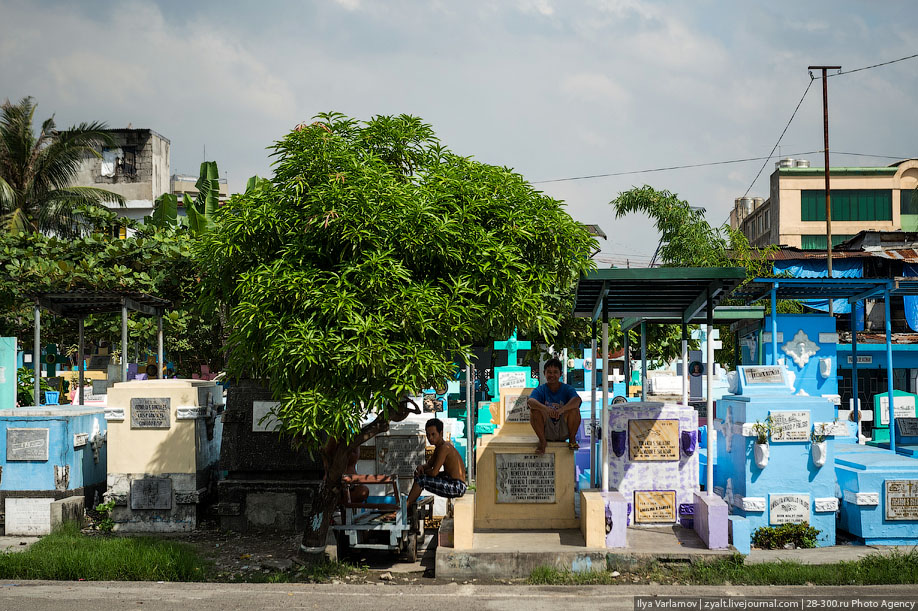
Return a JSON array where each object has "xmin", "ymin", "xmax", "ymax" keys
[
  {"xmin": 171, "ymin": 173, "xmax": 229, "ymax": 206},
  {"xmin": 72, "ymin": 128, "xmax": 171, "ymax": 221},
  {"xmin": 730, "ymin": 158, "xmax": 918, "ymax": 250}
]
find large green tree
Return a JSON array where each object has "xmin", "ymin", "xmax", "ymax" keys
[
  {"xmin": 196, "ymin": 113, "xmax": 597, "ymax": 555},
  {"xmin": 0, "ymin": 97, "xmax": 123, "ymax": 237}
]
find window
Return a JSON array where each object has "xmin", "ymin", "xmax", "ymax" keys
[
  {"xmin": 801, "ymin": 189, "xmax": 892, "ymax": 222},
  {"xmin": 800, "ymin": 234, "xmax": 854, "ymax": 250},
  {"xmin": 764, "ymin": 209, "xmax": 770, "ymax": 231},
  {"xmin": 901, "ymin": 189, "xmax": 918, "ymax": 215}
]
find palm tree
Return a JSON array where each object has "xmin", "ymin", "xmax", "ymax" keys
[{"xmin": 0, "ymin": 96, "xmax": 124, "ymax": 237}]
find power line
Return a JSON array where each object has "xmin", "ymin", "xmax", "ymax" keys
[
  {"xmin": 825, "ymin": 53, "xmax": 918, "ymax": 78},
  {"xmin": 742, "ymin": 79, "xmax": 815, "ymax": 198}
]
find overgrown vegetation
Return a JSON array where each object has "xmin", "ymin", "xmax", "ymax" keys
[
  {"xmin": 93, "ymin": 499, "xmax": 116, "ymax": 534},
  {"xmin": 529, "ymin": 550, "xmax": 918, "ymax": 585},
  {"xmin": 0, "ymin": 523, "xmax": 207, "ymax": 581},
  {"xmin": 751, "ymin": 522, "xmax": 820, "ymax": 550}
]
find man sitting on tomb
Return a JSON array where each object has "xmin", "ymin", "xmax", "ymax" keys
[
  {"xmin": 527, "ymin": 357, "xmax": 582, "ymax": 453},
  {"xmin": 403, "ymin": 418, "xmax": 467, "ymax": 509}
]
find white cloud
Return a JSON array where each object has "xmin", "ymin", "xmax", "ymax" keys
[
  {"xmin": 560, "ymin": 73, "xmax": 629, "ymax": 105},
  {"xmin": 517, "ymin": 0, "xmax": 555, "ymax": 17}
]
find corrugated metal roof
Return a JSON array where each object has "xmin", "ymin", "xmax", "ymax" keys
[{"xmin": 33, "ymin": 290, "xmax": 170, "ymax": 319}]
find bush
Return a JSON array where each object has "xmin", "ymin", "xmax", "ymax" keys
[{"xmin": 751, "ymin": 522, "xmax": 820, "ymax": 549}]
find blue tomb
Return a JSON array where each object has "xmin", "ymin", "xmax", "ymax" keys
[{"xmin": 714, "ymin": 365, "xmax": 842, "ymax": 547}]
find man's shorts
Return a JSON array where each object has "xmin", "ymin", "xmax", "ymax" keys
[
  {"xmin": 414, "ymin": 472, "xmax": 467, "ymax": 499},
  {"xmin": 544, "ymin": 417, "xmax": 570, "ymax": 442}
]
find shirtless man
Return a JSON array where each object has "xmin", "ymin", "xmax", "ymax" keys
[
  {"xmin": 406, "ymin": 418, "xmax": 467, "ymax": 507},
  {"xmin": 527, "ymin": 357, "xmax": 582, "ymax": 454}
]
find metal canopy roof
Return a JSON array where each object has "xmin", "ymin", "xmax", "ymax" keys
[
  {"xmin": 620, "ymin": 305, "xmax": 766, "ymax": 332},
  {"xmin": 573, "ymin": 267, "xmax": 748, "ymax": 321},
  {"xmin": 734, "ymin": 277, "xmax": 918, "ymax": 304},
  {"xmin": 34, "ymin": 290, "xmax": 170, "ymax": 319}
]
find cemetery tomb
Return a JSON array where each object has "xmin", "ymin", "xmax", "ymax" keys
[
  {"xmin": 714, "ymin": 365, "xmax": 838, "ymax": 548},
  {"xmin": 869, "ymin": 390, "xmax": 917, "ymax": 445},
  {"xmin": 0, "ymin": 406, "xmax": 107, "ymax": 535},
  {"xmin": 606, "ymin": 401, "xmax": 698, "ymax": 527},
  {"xmin": 216, "ymin": 381, "xmax": 323, "ymax": 532},
  {"xmin": 0, "ymin": 337, "xmax": 15, "ymax": 411},
  {"xmin": 474, "ymin": 387, "xmax": 578, "ymax": 529},
  {"xmin": 105, "ymin": 378, "xmax": 222, "ymax": 532}
]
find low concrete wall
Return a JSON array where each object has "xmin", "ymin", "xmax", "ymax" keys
[
  {"xmin": 693, "ymin": 492, "xmax": 728, "ymax": 549},
  {"xmin": 580, "ymin": 490, "xmax": 605, "ymax": 548},
  {"xmin": 453, "ymin": 493, "xmax": 474, "ymax": 550},
  {"xmin": 728, "ymin": 515, "xmax": 751, "ymax": 554},
  {"xmin": 602, "ymin": 491, "xmax": 628, "ymax": 548}
]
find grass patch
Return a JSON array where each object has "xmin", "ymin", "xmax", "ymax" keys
[
  {"xmin": 218, "ymin": 560, "xmax": 366, "ymax": 584},
  {"xmin": 529, "ymin": 550, "xmax": 918, "ymax": 586},
  {"xmin": 0, "ymin": 522, "xmax": 208, "ymax": 581}
]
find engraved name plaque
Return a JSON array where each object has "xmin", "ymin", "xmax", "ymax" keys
[
  {"xmin": 744, "ymin": 366, "xmax": 784, "ymax": 384},
  {"xmin": 629, "ymin": 419, "xmax": 679, "ymax": 461},
  {"xmin": 503, "ymin": 393, "xmax": 531, "ymax": 424},
  {"xmin": 7, "ymin": 428, "xmax": 49, "ymax": 461},
  {"xmin": 896, "ymin": 418, "xmax": 918, "ymax": 437},
  {"xmin": 495, "ymin": 453, "xmax": 555, "ymax": 503},
  {"xmin": 885, "ymin": 479, "xmax": 918, "ymax": 521},
  {"xmin": 498, "ymin": 370, "xmax": 527, "ymax": 389},
  {"xmin": 130, "ymin": 398, "xmax": 170, "ymax": 429},
  {"xmin": 769, "ymin": 411, "xmax": 810, "ymax": 442},
  {"xmin": 634, "ymin": 490, "xmax": 676, "ymax": 523},
  {"xmin": 769, "ymin": 494, "xmax": 810, "ymax": 525},
  {"xmin": 131, "ymin": 478, "xmax": 173, "ymax": 510},
  {"xmin": 252, "ymin": 400, "xmax": 280, "ymax": 433},
  {"xmin": 376, "ymin": 435, "xmax": 426, "ymax": 478}
]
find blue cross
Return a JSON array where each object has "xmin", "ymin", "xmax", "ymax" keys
[{"xmin": 493, "ymin": 330, "xmax": 531, "ymax": 366}]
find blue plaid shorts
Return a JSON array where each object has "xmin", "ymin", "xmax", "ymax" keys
[{"xmin": 414, "ymin": 472, "xmax": 467, "ymax": 499}]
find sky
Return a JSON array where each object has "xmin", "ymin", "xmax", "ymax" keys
[{"xmin": 2, "ymin": 0, "xmax": 917, "ymax": 266}]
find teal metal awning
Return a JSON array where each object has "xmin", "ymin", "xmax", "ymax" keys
[
  {"xmin": 620, "ymin": 305, "xmax": 766, "ymax": 332},
  {"xmin": 573, "ymin": 267, "xmax": 748, "ymax": 322}
]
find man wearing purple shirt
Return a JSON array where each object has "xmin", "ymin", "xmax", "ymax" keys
[{"xmin": 527, "ymin": 357, "xmax": 582, "ymax": 454}]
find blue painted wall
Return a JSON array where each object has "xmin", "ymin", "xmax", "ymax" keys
[
  {"xmin": 0, "ymin": 408, "xmax": 107, "ymax": 492},
  {"xmin": 0, "ymin": 338, "xmax": 15, "ymax": 411}
]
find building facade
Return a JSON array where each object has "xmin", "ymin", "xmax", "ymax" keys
[
  {"xmin": 730, "ymin": 158, "xmax": 918, "ymax": 250},
  {"xmin": 72, "ymin": 128, "xmax": 171, "ymax": 221}
]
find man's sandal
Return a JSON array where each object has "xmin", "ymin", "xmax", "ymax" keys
[{"xmin": 568, "ymin": 441, "xmax": 580, "ymax": 450}]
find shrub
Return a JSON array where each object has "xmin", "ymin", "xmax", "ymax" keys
[{"xmin": 751, "ymin": 522, "xmax": 820, "ymax": 549}]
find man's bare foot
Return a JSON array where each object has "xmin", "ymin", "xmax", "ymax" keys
[
  {"xmin": 568, "ymin": 440, "xmax": 580, "ymax": 450},
  {"xmin": 535, "ymin": 442, "xmax": 547, "ymax": 455}
]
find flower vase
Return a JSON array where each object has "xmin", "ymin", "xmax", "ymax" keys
[
  {"xmin": 811, "ymin": 441, "xmax": 827, "ymax": 467},
  {"xmin": 611, "ymin": 430, "xmax": 627, "ymax": 457},
  {"xmin": 681, "ymin": 430, "xmax": 697, "ymax": 457},
  {"xmin": 754, "ymin": 442, "xmax": 769, "ymax": 468}
]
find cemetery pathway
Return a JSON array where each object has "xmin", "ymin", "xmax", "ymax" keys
[{"xmin": 1, "ymin": 582, "xmax": 916, "ymax": 611}]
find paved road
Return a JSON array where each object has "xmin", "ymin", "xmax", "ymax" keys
[{"xmin": 1, "ymin": 582, "xmax": 917, "ymax": 611}]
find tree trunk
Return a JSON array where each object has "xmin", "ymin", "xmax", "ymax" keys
[{"xmin": 298, "ymin": 406, "xmax": 410, "ymax": 563}]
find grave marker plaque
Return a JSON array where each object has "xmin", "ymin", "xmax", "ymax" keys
[
  {"xmin": 130, "ymin": 398, "xmax": 170, "ymax": 429},
  {"xmin": 495, "ymin": 453, "xmax": 555, "ymax": 503},
  {"xmin": 7, "ymin": 428, "xmax": 49, "ymax": 461},
  {"xmin": 634, "ymin": 490, "xmax": 676, "ymax": 523},
  {"xmin": 503, "ymin": 393, "xmax": 531, "ymax": 424},
  {"xmin": 879, "ymin": 395, "xmax": 916, "ymax": 426},
  {"xmin": 130, "ymin": 478, "xmax": 172, "ymax": 510},
  {"xmin": 498, "ymin": 370, "xmax": 527, "ymax": 390},
  {"xmin": 769, "ymin": 494, "xmax": 810, "ymax": 524},
  {"xmin": 885, "ymin": 480, "xmax": 918, "ymax": 521},
  {"xmin": 376, "ymin": 435, "xmax": 426, "ymax": 478},
  {"xmin": 252, "ymin": 400, "xmax": 280, "ymax": 433},
  {"xmin": 629, "ymin": 419, "xmax": 679, "ymax": 461},
  {"xmin": 769, "ymin": 411, "xmax": 810, "ymax": 442},
  {"xmin": 743, "ymin": 366, "xmax": 784, "ymax": 384},
  {"xmin": 896, "ymin": 418, "xmax": 918, "ymax": 438}
]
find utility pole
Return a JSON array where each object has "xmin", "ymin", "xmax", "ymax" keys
[{"xmin": 809, "ymin": 65, "xmax": 841, "ymax": 316}]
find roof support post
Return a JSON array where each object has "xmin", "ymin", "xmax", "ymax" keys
[
  {"xmin": 33, "ymin": 302, "xmax": 40, "ymax": 406},
  {"xmin": 157, "ymin": 315, "xmax": 164, "ymax": 380},
  {"xmin": 885, "ymin": 285, "xmax": 896, "ymax": 454},
  {"xmin": 466, "ymin": 359, "xmax": 474, "ymax": 482},
  {"xmin": 590, "ymin": 319, "xmax": 597, "ymax": 488},
  {"xmin": 601, "ymin": 300, "xmax": 609, "ymax": 493},
  {"xmin": 681, "ymin": 324, "xmax": 688, "ymax": 407},
  {"xmin": 706, "ymin": 291, "xmax": 715, "ymax": 496},
  {"xmin": 78, "ymin": 318, "xmax": 85, "ymax": 406},
  {"xmin": 623, "ymin": 325, "xmax": 630, "ymax": 390},
  {"xmin": 121, "ymin": 301, "xmax": 129, "ymax": 383},
  {"xmin": 640, "ymin": 322, "xmax": 647, "ymax": 402},
  {"xmin": 851, "ymin": 301, "xmax": 860, "ymax": 436},
  {"xmin": 770, "ymin": 283, "xmax": 779, "ymax": 366}
]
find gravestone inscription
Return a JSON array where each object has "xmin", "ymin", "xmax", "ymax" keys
[
  {"xmin": 743, "ymin": 366, "xmax": 784, "ymax": 385},
  {"xmin": 634, "ymin": 490, "xmax": 676, "ymax": 523},
  {"xmin": 7, "ymin": 428, "xmax": 49, "ymax": 461},
  {"xmin": 495, "ymin": 453, "xmax": 555, "ymax": 503},
  {"xmin": 130, "ymin": 398, "xmax": 170, "ymax": 429},
  {"xmin": 879, "ymin": 395, "xmax": 916, "ymax": 426},
  {"xmin": 769, "ymin": 411, "xmax": 810, "ymax": 442},
  {"xmin": 629, "ymin": 419, "xmax": 679, "ymax": 461},
  {"xmin": 376, "ymin": 435, "xmax": 426, "ymax": 478},
  {"xmin": 130, "ymin": 478, "xmax": 173, "ymax": 510},
  {"xmin": 769, "ymin": 494, "xmax": 810, "ymax": 524},
  {"xmin": 252, "ymin": 400, "xmax": 280, "ymax": 433},
  {"xmin": 504, "ymin": 393, "xmax": 530, "ymax": 424},
  {"xmin": 498, "ymin": 370, "xmax": 527, "ymax": 390},
  {"xmin": 896, "ymin": 418, "xmax": 918, "ymax": 437},
  {"xmin": 885, "ymin": 480, "xmax": 918, "ymax": 521}
]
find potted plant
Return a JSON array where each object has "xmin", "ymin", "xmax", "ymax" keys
[
  {"xmin": 810, "ymin": 421, "xmax": 833, "ymax": 468},
  {"xmin": 750, "ymin": 417, "xmax": 773, "ymax": 468}
]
